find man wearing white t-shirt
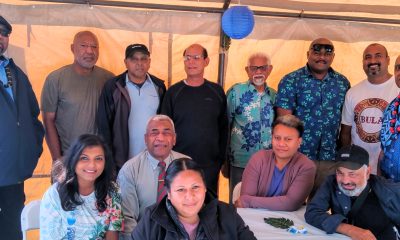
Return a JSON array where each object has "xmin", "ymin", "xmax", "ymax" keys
[{"xmin": 340, "ymin": 43, "xmax": 399, "ymax": 174}]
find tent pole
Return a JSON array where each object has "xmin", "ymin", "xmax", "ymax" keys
[{"xmin": 217, "ymin": 0, "xmax": 231, "ymax": 88}]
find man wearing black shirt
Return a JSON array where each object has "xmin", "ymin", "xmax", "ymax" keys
[{"xmin": 161, "ymin": 44, "xmax": 228, "ymax": 196}]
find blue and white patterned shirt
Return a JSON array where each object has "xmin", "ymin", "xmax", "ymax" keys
[
  {"xmin": 275, "ymin": 65, "xmax": 350, "ymax": 161},
  {"xmin": 227, "ymin": 81, "xmax": 276, "ymax": 168}
]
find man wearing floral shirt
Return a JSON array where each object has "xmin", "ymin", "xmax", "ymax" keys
[
  {"xmin": 227, "ymin": 53, "xmax": 276, "ymax": 202},
  {"xmin": 275, "ymin": 38, "xmax": 350, "ymax": 195}
]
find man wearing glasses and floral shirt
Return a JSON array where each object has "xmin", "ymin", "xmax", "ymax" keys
[
  {"xmin": 275, "ymin": 38, "xmax": 350, "ymax": 197},
  {"xmin": 226, "ymin": 53, "xmax": 276, "ymax": 203}
]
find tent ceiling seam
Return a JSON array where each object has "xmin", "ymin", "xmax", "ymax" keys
[{"xmin": 26, "ymin": 0, "xmax": 400, "ymax": 25}]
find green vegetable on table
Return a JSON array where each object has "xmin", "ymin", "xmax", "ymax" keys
[{"xmin": 264, "ymin": 217, "xmax": 294, "ymax": 229}]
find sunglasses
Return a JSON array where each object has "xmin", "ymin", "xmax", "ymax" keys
[
  {"xmin": 248, "ymin": 65, "xmax": 268, "ymax": 72},
  {"xmin": 310, "ymin": 44, "xmax": 334, "ymax": 53},
  {"xmin": 0, "ymin": 28, "xmax": 10, "ymax": 38}
]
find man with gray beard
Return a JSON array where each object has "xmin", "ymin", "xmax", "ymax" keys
[
  {"xmin": 226, "ymin": 53, "xmax": 276, "ymax": 202},
  {"xmin": 305, "ymin": 145, "xmax": 400, "ymax": 240}
]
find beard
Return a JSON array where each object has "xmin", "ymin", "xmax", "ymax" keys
[
  {"xmin": 338, "ymin": 181, "xmax": 367, "ymax": 197},
  {"xmin": 252, "ymin": 74, "xmax": 266, "ymax": 86}
]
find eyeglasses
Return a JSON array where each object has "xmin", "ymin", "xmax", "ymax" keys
[
  {"xmin": 183, "ymin": 55, "xmax": 204, "ymax": 61},
  {"xmin": 310, "ymin": 44, "xmax": 334, "ymax": 53},
  {"xmin": 0, "ymin": 28, "xmax": 10, "ymax": 38},
  {"xmin": 248, "ymin": 65, "xmax": 268, "ymax": 72}
]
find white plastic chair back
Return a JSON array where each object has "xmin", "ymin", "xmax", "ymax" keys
[
  {"xmin": 232, "ymin": 182, "xmax": 242, "ymax": 203},
  {"xmin": 21, "ymin": 200, "xmax": 41, "ymax": 240}
]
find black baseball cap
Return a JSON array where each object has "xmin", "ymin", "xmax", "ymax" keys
[
  {"xmin": 0, "ymin": 15, "xmax": 12, "ymax": 36},
  {"xmin": 125, "ymin": 44, "xmax": 150, "ymax": 59},
  {"xmin": 335, "ymin": 144, "xmax": 369, "ymax": 170}
]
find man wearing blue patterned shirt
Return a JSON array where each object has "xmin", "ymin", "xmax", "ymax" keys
[
  {"xmin": 227, "ymin": 53, "xmax": 276, "ymax": 202},
  {"xmin": 275, "ymin": 38, "xmax": 350, "ymax": 193}
]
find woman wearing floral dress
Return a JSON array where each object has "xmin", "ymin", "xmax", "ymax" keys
[{"xmin": 40, "ymin": 134, "xmax": 123, "ymax": 239}]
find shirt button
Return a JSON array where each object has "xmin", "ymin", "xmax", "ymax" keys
[{"xmin": 344, "ymin": 206, "xmax": 348, "ymax": 209}]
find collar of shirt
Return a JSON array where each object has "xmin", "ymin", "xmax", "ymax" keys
[
  {"xmin": 125, "ymin": 73, "xmax": 152, "ymax": 87},
  {"xmin": 0, "ymin": 55, "xmax": 9, "ymax": 66},
  {"xmin": 147, "ymin": 150, "xmax": 174, "ymax": 170},
  {"xmin": 0, "ymin": 55, "xmax": 10, "ymax": 86},
  {"xmin": 304, "ymin": 64, "xmax": 334, "ymax": 81},
  {"xmin": 246, "ymin": 80, "xmax": 269, "ymax": 95}
]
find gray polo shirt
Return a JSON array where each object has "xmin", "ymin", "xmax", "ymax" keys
[{"xmin": 126, "ymin": 74, "xmax": 159, "ymax": 158}]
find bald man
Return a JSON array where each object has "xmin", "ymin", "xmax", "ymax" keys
[
  {"xmin": 340, "ymin": 43, "xmax": 399, "ymax": 175},
  {"xmin": 275, "ymin": 38, "xmax": 350, "ymax": 194},
  {"xmin": 161, "ymin": 44, "xmax": 228, "ymax": 196},
  {"xmin": 41, "ymin": 31, "xmax": 114, "ymax": 162}
]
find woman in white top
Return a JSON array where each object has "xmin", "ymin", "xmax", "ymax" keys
[{"xmin": 40, "ymin": 134, "xmax": 123, "ymax": 240}]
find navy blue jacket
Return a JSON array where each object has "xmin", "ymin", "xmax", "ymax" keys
[
  {"xmin": 305, "ymin": 174, "xmax": 400, "ymax": 234},
  {"xmin": 0, "ymin": 58, "xmax": 44, "ymax": 186},
  {"xmin": 131, "ymin": 192, "xmax": 256, "ymax": 240}
]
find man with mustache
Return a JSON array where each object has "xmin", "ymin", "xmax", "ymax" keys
[
  {"xmin": 41, "ymin": 31, "xmax": 114, "ymax": 163},
  {"xmin": 117, "ymin": 115, "xmax": 189, "ymax": 239},
  {"xmin": 97, "ymin": 44, "xmax": 166, "ymax": 171},
  {"xmin": 340, "ymin": 43, "xmax": 399, "ymax": 175},
  {"xmin": 305, "ymin": 145, "xmax": 400, "ymax": 240},
  {"xmin": 380, "ymin": 55, "xmax": 400, "ymax": 182},
  {"xmin": 276, "ymin": 38, "xmax": 350, "ymax": 195},
  {"xmin": 226, "ymin": 53, "xmax": 276, "ymax": 202}
]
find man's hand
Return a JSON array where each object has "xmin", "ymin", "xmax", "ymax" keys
[
  {"xmin": 337, "ymin": 223, "xmax": 376, "ymax": 240},
  {"xmin": 234, "ymin": 197, "xmax": 244, "ymax": 208}
]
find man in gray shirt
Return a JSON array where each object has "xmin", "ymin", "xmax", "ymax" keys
[
  {"xmin": 41, "ymin": 31, "xmax": 114, "ymax": 161},
  {"xmin": 117, "ymin": 115, "xmax": 188, "ymax": 239}
]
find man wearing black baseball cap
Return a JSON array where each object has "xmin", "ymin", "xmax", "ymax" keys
[
  {"xmin": 97, "ymin": 43, "xmax": 166, "ymax": 170},
  {"xmin": 0, "ymin": 16, "xmax": 44, "ymax": 239},
  {"xmin": 305, "ymin": 145, "xmax": 400, "ymax": 240}
]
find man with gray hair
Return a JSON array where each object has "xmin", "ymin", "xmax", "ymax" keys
[
  {"xmin": 117, "ymin": 114, "xmax": 189, "ymax": 239},
  {"xmin": 305, "ymin": 145, "xmax": 400, "ymax": 240},
  {"xmin": 226, "ymin": 52, "xmax": 276, "ymax": 202}
]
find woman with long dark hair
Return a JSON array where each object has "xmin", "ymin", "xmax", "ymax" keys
[
  {"xmin": 131, "ymin": 158, "xmax": 256, "ymax": 240},
  {"xmin": 40, "ymin": 134, "xmax": 123, "ymax": 239}
]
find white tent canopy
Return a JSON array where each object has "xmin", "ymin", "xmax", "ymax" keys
[{"xmin": 1, "ymin": 0, "xmax": 399, "ymax": 203}]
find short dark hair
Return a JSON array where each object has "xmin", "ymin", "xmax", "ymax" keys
[
  {"xmin": 272, "ymin": 114, "xmax": 304, "ymax": 137},
  {"xmin": 57, "ymin": 134, "xmax": 116, "ymax": 212},
  {"xmin": 164, "ymin": 158, "xmax": 205, "ymax": 191},
  {"xmin": 182, "ymin": 44, "xmax": 208, "ymax": 59}
]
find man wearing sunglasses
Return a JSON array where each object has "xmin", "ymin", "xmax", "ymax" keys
[
  {"xmin": 161, "ymin": 44, "xmax": 228, "ymax": 196},
  {"xmin": 0, "ymin": 16, "xmax": 44, "ymax": 239},
  {"xmin": 275, "ymin": 38, "xmax": 350, "ymax": 196},
  {"xmin": 341, "ymin": 43, "xmax": 399, "ymax": 176},
  {"xmin": 226, "ymin": 53, "xmax": 276, "ymax": 202}
]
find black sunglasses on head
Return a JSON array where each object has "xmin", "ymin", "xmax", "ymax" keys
[{"xmin": 311, "ymin": 44, "xmax": 334, "ymax": 53}]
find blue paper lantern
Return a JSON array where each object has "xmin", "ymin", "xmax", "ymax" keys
[{"xmin": 222, "ymin": 6, "xmax": 255, "ymax": 39}]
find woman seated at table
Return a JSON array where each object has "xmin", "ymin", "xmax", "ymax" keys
[
  {"xmin": 131, "ymin": 158, "xmax": 256, "ymax": 240},
  {"xmin": 40, "ymin": 134, "xmax": 123, "ymax": 240},
  {"xmin": 235, "ymin": 114, "xmax": 316, "ymax": 211}
]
